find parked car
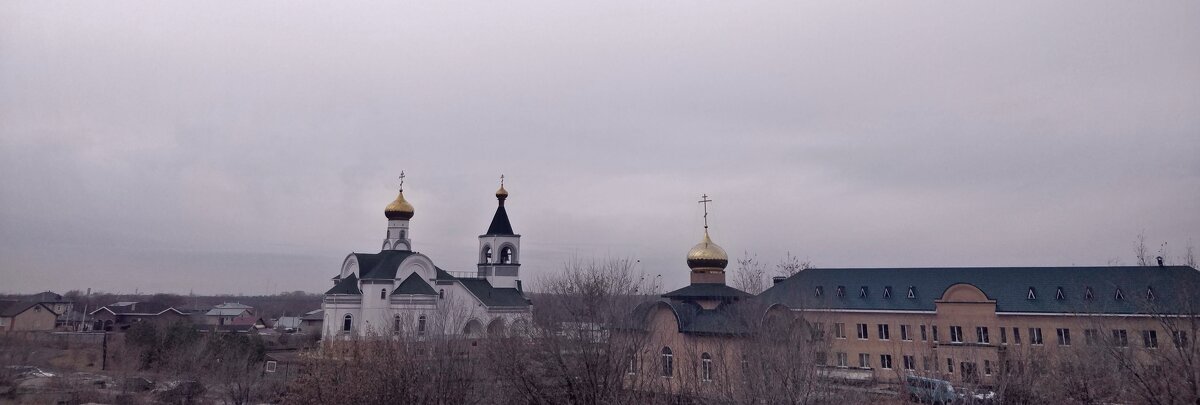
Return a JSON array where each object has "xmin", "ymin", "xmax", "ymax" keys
[
  {"xmin": 906, "ymin": 375, "xmax": 958, "ymax": 405},
  {"xmin": 905, "ymin": 375, "xmax": 996, "ymax": 404}
]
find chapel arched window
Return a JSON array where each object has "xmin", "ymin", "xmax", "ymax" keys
[{"xmin": 342, "ymin": 314, "xmax": 353, "ymax": 333}]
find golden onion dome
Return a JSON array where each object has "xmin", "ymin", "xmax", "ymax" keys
[
  {"xmin": 384, "ymin": 190, "xmax": 415, "ymax": 220},
  {"xmin": 686, "ymin": 231, "xmax": 728, "ymax": 272},
  {"xmin": 496, "ymin": 184, "xmax": 508, "ymax": 200}
]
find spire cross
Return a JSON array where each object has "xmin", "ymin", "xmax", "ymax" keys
[
  {"xmin": 398, "ymin": 171, "xmax": 406, "ymax": 191},
  {"xmin": 500, "ymin": 174, "xmax": 505, "ymax": 186},
  {"xmin": 698, "ymin": 194, "xmax": 712, "ymax": 230}
]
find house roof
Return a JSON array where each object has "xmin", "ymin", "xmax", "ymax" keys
[
  {"xmin": 300, "ymin": 309, "xmax": 323, "ymax": 321},
  {"xmin": 0, "ymin": 301, "xmax": 56, "ymax": 317},
  {"xmin": 214, "ymin": 303, "xmax": 253, "ymax": 309},
  {"xmin": 393, "ymin": 273, "xmax": 437, "ymax": 295},
  {"xmin": 91, "ymin": 302, "xmax": 182, "ymax": 316},
  {"xmin": 206, "ymin": 308, "xmax": 250, "ymax": 316},
  {"xmin": 458, "ymin": 278, "xmax": 531, "ymax": 308},
  {"xmin": 325, "ymin": 273, "xmax": 361, "ymax": 295},
  {"xmin": 758, "ymin": 266, "xmax": 1200, "ymax": 315}
]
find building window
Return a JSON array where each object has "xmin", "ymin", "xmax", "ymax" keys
[
  {"xmin": 342, "ymin": 314, "xmax": 352, "ymax": 333},
  {"xmin": 418, "ymin": 315, "xmax": 427, "ymax": 336},
  {"xmin": 265, "ymin": 361, "xmax": 277, "ymax": 373},
  {"xmin": 920, "ymin": 324, "xmax": 928, "ymax": 341},
  {"xmin": 1174, "ymin": 331, "xmax": 1189, "ymax": 348},
  {"xmin": 836, "ymin": 352, "xmax": 848, "ymax": 367},
  {"xmin": 883, "ymin": 286, "xmax": 892, "ymax": 298},
  {"xmin": 1114, "ymin": 288, "xmax": 1125, "ymax": 301},
  {"xmin": 701, "ymin": 353, "xmax": 713, "ymax": 382},
  {"xmin": 834, "ymin": 323, "xmax": 846, "ymax": 339},
  {"xmin": 660, "ymin": 347, "xmax": 673, "ymax": 377},
  {"xmin": 628, "ymin": 352, "xmax": 638, "ymax": 374},
  {"xmin": 836, "ymin": 286, "xmax": 845, "ymax": 297},
  {"xmin": 858, "ymin": 353, "xmax": 870, "ymax": 368},
  {"xmin": 984, "ymin": 360, "xmax": 993, "ymax": 376},
  {"xmin": 481, "ymin": 246, "xmax": 493, "ymax": 263},
  {"xmin": 1057, "ymin": 328, "xmax": 1071, "ymax": 346},
  {"xmin": 1055, "ymin": 287, "xmax": 1065, "ymax": 300},
  {"xmin": 901, "ymin": 325, "xmax": 912, "ymax": 341},
  {"xmin": 907, "ymin": 286, "xmax": 917, "ymax": 299},
  {"xmin": 1027, "ymin": 287, "xmax": 1037, "ymax": 300},
  {"xmin": 903, "ymin": 355, "xmax": 915, "ymax": 370},
  {"xmin": 1143, "ymin": 330, "xmax": 1158, "ymax": 348},
  {"xmin": 922, "ymin": 356, "xmax": 931, "ymax": 371},
  {"xmin": 1084, "ymin": 286, "xmax": 1094, "ymax": 300},
  {"xmin": 1113, "ymin": 329, "xmax": 1129, "ymax": 347},
  {"xmin": 1146, "ymin": 287, "xmax": 1155, "ymax": 301},
  {"xmin": 393, "ymin": 315, "xmax": 401, "ymax": 335},
  {"xmin": 950, "ymin": 326, "xmax": 963, "ymax": 343},
  {"xmin": 947, "ymin": 358, "xmax": 954, "ymax": 373},
  {"xmin": 1013, "ymin": 328, "xmax": 1022, "ymax": 345},
  {"xmin": 880, "ymin": 354, "xmax": 893, "ymax": 369},
  {"xmin": 976, "ymin": 326, "xmax": 989, "ymax": 344},
  {"xmin": 1000, "ymin": 327, "xmax": 1008, "ymax": 344},
  {"xmin": 815, "ymin": 286, "xmax": 823, "ymax": 297},
  {"xmin": 932, "ymin": 325, "xmax": 940, "ymax": 342},
  {"xmin": 439, "ymin": 289, "xmax": 445, "ymax": 299},
  {"xmin": 1084, "ymin": 329, "xmax": 1099, "ymax": 345},
  {"xmin": 859, "ymin": 286, "xmax": 868, "ymax": 298},
  {"xmin": 1030, "ymin": 328, "xmax": 1044, "ymax": 345},
  {"xmin": 857, "ymin": 323, "xmax": 869, "ymax": 340},
  {"xmin": 878, "ymin": 324, "xmax": 890, "ymax": 340},
  {"xmin": 381, "ymin": 288, "xmax": 387, "ymax": 300}
]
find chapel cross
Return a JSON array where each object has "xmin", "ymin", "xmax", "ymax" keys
[
  {"xmin": 698, "ymin": 194, "xmax": 712, "ymax": 230},
  {"xmin": 500, "ymin": 174, "xmax": 505, "ymax": 186},
  {"xmin": 398, "ymin": 171, "xmax": 406, "ymax": 190}
]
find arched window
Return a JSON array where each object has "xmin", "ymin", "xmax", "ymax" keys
[
  {"xmin": 661, "ymin": 347, "xmax": 673, "ymax": 377},
  {"xmin": 342, "ymin": 314, "xmax": 353, "ymax": 333},
  {"xmin": 701, "ymin": 353, "xmax": 713, "ymax": 382},
  {"xmin": 481, "ymin": 246, "xmax": 493, "ymax": 263},
  {"xmin": 439, "ymin": 289, "xmax": 445, "ymax": 300},
  {"xmin": 381, "ymin": 288, "xmax": 387, "ymax": 300},
  {"xmin": 628, "ymin": 352, "xmax": 638, "ymax": 374},
  {"xmin": 500, "ymin": 246, "xmax": 514, "ymax": 264},
  {"xmin": 418, "ymin": 315, "xmax": 427, "ymax": 336},
  {"xmin": 393, "ymin": 315, "xmax": 401, "ymax": 334},
  {"xmin": 399, "ymin": 230, "xmax": 406, "ymax": 239}
]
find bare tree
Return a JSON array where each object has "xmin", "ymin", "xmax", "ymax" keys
[
  {"xmin": 776, "ymin": 251, "xmax": 814, "ymax": 278},
  {"xmin": 1136, "ymin": 231, "xmax": 1151, "ymax": 266},
  {"xmin": 485, "ymin": 257, "xmax": 660, "ymax": 405},
  {"xmin": 733, "ymin": 252, "xmax": 767, "ymax": 295}
]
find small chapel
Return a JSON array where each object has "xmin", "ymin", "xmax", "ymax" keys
[{"xmin": 321, "ymin": 175, "xmax": 533, "ymax": 339}]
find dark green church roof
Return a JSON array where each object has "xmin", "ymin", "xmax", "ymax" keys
[
  {"xmin": 393, "ymin": 273, "xmax": 437, "ymax": 296},
  {"xmin": 325, "ymin": 274, "xmax": 361, "ymax": 295}
]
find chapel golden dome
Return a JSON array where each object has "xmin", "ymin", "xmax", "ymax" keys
[
  {"xmin": 496, "ymin": 184, "xmax": 508, "ymax": 199},
  {"xmin": 686, "ymin": 230, "xmax": 728, "ymax": 272},
  {"xmin": 384, "ymin": 190, "xmax": 415, "ymax": 220}
]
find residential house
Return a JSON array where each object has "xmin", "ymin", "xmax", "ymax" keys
[
  {"xmin": 0, "ymin": 301, "xmax": 59, "ymax": 331},
  {"xmin": 90, "ymin": 302, "xmax": 188, "ymax": 331}
]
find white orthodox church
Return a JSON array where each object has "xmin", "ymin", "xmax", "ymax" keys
[{"xmin": 321, "ymin": 178, "xmax": 532, "ymax": 339}]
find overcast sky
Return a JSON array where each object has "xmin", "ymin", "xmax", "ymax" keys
[{"xmin": 1, "ymin": 1, "xmax": 1197, "ymax": 295}]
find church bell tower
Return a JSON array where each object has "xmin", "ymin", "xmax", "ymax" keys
[{"xmin": 478, "ymin": 175, "xmax": 521, "ymax": 289}]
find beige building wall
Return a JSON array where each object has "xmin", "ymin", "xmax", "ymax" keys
[{"xmin": 1, "ymin": 304, "xmax": 58, "ymax": 331}]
